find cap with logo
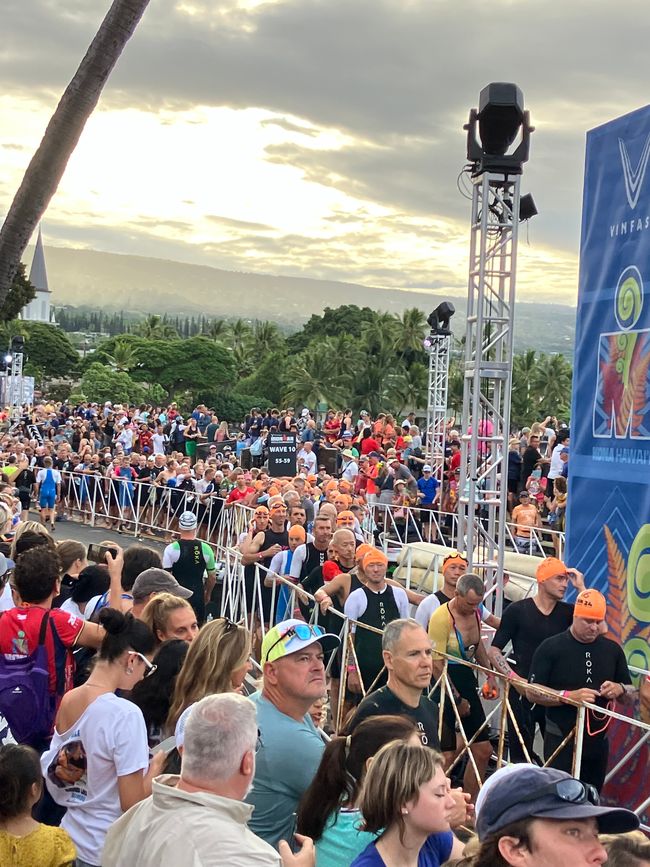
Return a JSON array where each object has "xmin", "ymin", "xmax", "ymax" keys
[
  {"xmin": 179, "ymin": 511, "xmax": 198, "ymax": 530},
  {"xmin": 422, "ymin": 464, "xmax": 433, "ymax": 472},
  {"xmin": 574, "ymin": 588, "xmax": 607, "ymax": 620},
  {"xmin": 476, "ymin": 765, "xmax": 638, "ymax": 841},
  {"xmin": 131, "ymin": 567, "xmax": 193, "ymax": 601},
  {"xmin": 261, "ymin": 618, "xmax": 340, "ymax": 665}
]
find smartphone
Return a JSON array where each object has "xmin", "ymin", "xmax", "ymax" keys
[
  {"xmin": 87, "ymin": 543, "xmax": 118, "ymax": 564},
  {"xmin": 151, "ymin": 736, "xmax": 176, "ymax": 755}
]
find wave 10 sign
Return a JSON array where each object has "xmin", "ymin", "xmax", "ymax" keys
[{"xmin": 568, "ymin": 104, "xmax": 650, "ymax": 816}]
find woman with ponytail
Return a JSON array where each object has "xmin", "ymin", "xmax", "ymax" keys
[
  {"xmin": 296, "ymin": 715, "xmax": 418, "ymax": 867},
  {"xmin": 40, "ymin": 609, "xmax": 166, "ymax": 867}
]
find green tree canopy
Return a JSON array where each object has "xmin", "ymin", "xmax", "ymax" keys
[
  {"xmin": 22, "ymin": 322, "xmax": 78, "ymax": 380},
  {"xmin": 80, "ymin": 362, "xmax": 145, "ymax": 405},
  {"xmin": 0, "ymin": 263, "xmax": 36, "ymax": 322},
  {"xmin": 287, "ymin": 305, "xmax": 378, "ymax": 353}
]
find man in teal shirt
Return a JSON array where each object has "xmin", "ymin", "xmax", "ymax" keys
[{"xmin": 246, "ymin": 619, "xmax": 340, "ymax": 849}]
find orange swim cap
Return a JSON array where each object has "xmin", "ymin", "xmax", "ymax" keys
[
  {"xmin": 363, "ymin": 549, "xmax": 389, "ymax": 570},
  {"xmin": 536, "ymin": 557, "xmax": 568, "ymax": 584},
  {"xmin": 574, "ymin": 589, "xmax": 607, "ymax": 621}
]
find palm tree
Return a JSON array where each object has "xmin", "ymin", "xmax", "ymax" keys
[
  {"xmin": 393, "ymin": 362, "xmax": 428, "ymax": 415},
  {"xmin": 512, "ymin": 350, "xmax": 538, "ymax": 426},
  {"xmin": 136, "ymin": 314, "xmax": 178, "ymax": 340},
  {"xmin": 203, "ymin": 319, "xmax": 228, "ymax": 341},
  {"xmin": 229, "ymin": 319, "xmax": 252, "ymax": 354},
  {"xmin": 283, "ymin": 346, "xmax": 351, "ymax": 407},
  {"xmin": 532, "ymin": 353, "xmax": 573, "ymax": 416},
  {"xmin": 0, "ymin": 0, "xmax": 152, "ymax": 301},
  {"xmin": 253, "ymin": 320, "xmax": 282, "ymax": 355},
  {"xmin": 106, "ymin": 339, "xmax": 138, "ymax": 372},
  {"xmin": 395, "ymin": 308, "xmax": 427, "ymax": 357}
]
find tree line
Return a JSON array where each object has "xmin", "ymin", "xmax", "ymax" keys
[{"xmin": 70, "ymin": 306, "xmax": 572, "ymax": 425}]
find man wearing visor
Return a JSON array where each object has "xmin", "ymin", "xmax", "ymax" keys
[{"xmin": 246, "ymin": 619, "xmax": 340, "ymax": 848}]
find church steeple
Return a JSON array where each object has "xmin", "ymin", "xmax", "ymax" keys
[
  {"xmin": 21, "ymin": 225, "xmax": 52, "ymax": 322},
  {"xmin": 28, "ymin": 226, "xmax": 50, "ymax": 294}
]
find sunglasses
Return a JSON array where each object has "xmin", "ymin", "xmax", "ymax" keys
[
  {"xmin": 517, "ymin": 778, "xmax": 599, "ymax": 808},
  {"xmin": 221, "ymin": 616, "xmax": 242, "ymax": 634},
  {"xmin": 265, "ymin": 623, "xmax": 326, "ymax": 660},
  {"xmin": 131, "ymin": 651, "xmax": 157, "ymax": 678},
  {"xmin": 255, "ymin": 728, "xmax": 263, "ymax": 754}
]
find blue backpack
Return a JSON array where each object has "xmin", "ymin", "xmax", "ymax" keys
[{"xmin": 0, "ymin": 611, "xmax": 57, "ymax": 746}]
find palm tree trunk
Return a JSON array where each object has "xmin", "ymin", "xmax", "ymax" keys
[{"xmin": 0, "ymin": 0, "xmax": 152, "ymax": 300}]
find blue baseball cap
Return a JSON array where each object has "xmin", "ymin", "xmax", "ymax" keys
[{"xmin": 476, "ymin": 766, "xmax": 639, "ymax": 840}]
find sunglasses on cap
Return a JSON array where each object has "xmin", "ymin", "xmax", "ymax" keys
[
  {"xmin": 265, "ymin": 623, "xmax": 326, "ymax": 659},
  {"xmin": 517, "ymin": 778, "xmax": 599, "ymax": 808}
]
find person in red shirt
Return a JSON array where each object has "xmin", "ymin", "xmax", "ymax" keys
[
  {"xmin": 323, "ymin": 411, "xmax": 341, "ymax": 445},
  {"xmin": 225, "ymin": 470, "xmax": 256, "ymax": 508},
  {"xmin": 359, "ymin": 427, "xmax": 381, "ymax": 456},
  {"xmin": 0, "ymin": 547, "xmax": 105, "ymax": 737},
  {"xmin": 448, "ymin": 440, "xmax": 461, "ymax": 478}
]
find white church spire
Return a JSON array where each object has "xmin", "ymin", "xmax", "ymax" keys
[
  {"xmin": 21, "ymin": 225, "xmax": 52, "ymax": 322},
  {"xmin": 28, "ymin": 226, "xmax": 50, "ymax": 294}
]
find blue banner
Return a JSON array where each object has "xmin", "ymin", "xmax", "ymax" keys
[{"xmin": 567, "ymin": 105, "xmax": 650, "ymax": 814}]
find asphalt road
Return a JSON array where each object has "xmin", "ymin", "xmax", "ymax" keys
[{"xmin": 32, "ymin": 513, "xmax": 166, "ymax": 556}]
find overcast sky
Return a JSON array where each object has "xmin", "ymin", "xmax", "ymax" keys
[{"xmin": 2, "ymin": 0, "xmax": 649, "ymax": 304}]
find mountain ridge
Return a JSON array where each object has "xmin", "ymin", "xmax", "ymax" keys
[{"xmin": 31, "ymin": 244, "xmax": 576, "ymax": 353}]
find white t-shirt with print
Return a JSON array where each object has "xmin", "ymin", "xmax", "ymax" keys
[{"xmin": 41, "ymin": 692, "xmax": 149, "ymax": 866}]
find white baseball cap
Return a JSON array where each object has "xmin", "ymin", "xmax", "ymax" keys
[{"xmin": 423, "ymin": 464, "xmax": 433, "ymax": 472}]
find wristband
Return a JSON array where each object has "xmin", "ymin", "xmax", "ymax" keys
[
  {"xmin": 347, "ymin": 664, "xmax": 357, "ymax": 673},
  {"xmin": 560, "ymin": 690, "xmax": 569, "ymax": 699}
]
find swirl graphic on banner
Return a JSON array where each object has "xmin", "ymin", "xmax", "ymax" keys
[
  {"xmin": 627, "ymin": 522, "xmax": 650, "ymax": 624},
  {"xmin": 615, "ymin": 266, "xmax": 643, "ymax": 330}
]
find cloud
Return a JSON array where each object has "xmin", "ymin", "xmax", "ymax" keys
[{"xmin": 3, "ymin": 0, "xmax": 645, "ymax": 306}]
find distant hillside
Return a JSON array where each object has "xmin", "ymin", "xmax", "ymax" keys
[{"xmin": 33, "ymin": 245, "xmax": 576, "ymax": 353}]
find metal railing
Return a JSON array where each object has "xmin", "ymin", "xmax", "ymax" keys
[
  {"xmin": 216, "ymin": 550, "xmax": 650, "ymax": 824},
  {"xmin": 30, "ymin": 474, "xmax": 648, "ymax": 819}
]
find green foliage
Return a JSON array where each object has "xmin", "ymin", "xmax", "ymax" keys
[
  {"xmin": 287, "ymin": 305, "xmax": 378, "ymax": 353},
  {"xmin": 52, "ymin": 304, "xmax": 573, "ymax": 424},
  {"xmin": 238, "ymin": 349, "xmax": 288, "ymax": 406},
  {"xmin": 0, "ymin": 263, "xmax": 36, "ymax": 322},
  {"xmin": 90, "ymin": 334, "xmax": 235, "ymax": 401},
  {"xmin": 20, "ymin": 322, "xmax": 78, "ymax": 381},
  {"xmin": 80, "ymin": 363, "xmax": 145, "ymax": 405},
  {"xmin": 194, "ymin": 390, "xmax": 271, "ymax": 422}
]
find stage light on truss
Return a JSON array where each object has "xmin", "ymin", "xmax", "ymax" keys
[
  {"xmin": 519, "ymin": 193, "xmax": 538, "ymax": 221},
  {"xmin": 9, "ymin": 336, "xmax": 24, "ymax": 353},
  {"xmin": 427, "ymin": 301, "xmax": 456, "ymax": 335},
  {"xmin": 3, "ymin": 354, "xmax": 12, "ymax": 364},
  {"xmin": 465, "ymin": 82, "xmax": 533, "ymax": 175}
]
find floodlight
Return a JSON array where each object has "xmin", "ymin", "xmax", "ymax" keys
[
  {"xmin": 10, "ymin": 336, "xmax": 24, "ymax": 353},
  {"xmin": 427, "ymin": 301, "xmax": 456, "ymax": 335},
  {"xmin": 465, "ymin": 82, "xmax": 533, "ymax": 175},
  {"xmin": 4, "ymin": 354, "xmax": 12, "ymax": 364},
  {"xmin": 519, "ymin": 193, "xmax": 538, "ymax": 221}
]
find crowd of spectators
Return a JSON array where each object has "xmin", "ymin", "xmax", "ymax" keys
[{"xmin": 0, "ymin": 398, "xmax": 645, "ymax": 867}]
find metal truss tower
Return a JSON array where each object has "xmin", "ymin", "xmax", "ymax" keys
[
  {"xmin": 7, "ymin": 351, "xmax": 24, "ymax": 422},
  {"xmin": 457, "ymin": 171, "xmax": 522, "ymax": 616},
  {"xmin": 425, "ymin": 333, "xmax": 451, "ymax": 481}
]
